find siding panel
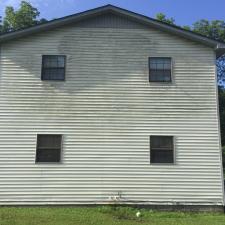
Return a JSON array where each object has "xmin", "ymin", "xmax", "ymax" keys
[{"xmin": 0, "ymin": 17, "xmax": 223, "ymax": 205}]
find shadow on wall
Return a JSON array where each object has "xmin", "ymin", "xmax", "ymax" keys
[
  {"xmin": 1, "ymin": 29, "xmax": 159, "ymax": 112},
  {"xmin": 1, "ymin": 28, "xmax": 210, "ymax": 119}
]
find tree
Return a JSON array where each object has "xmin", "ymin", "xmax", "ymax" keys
[
  {"xmin": 183, "ymin": 25, "xmax": 191, "ymax": 30},
  {"xmin": 219, "ymin": 88, "xmax": 225, "ymax": 146},
  {"xmin": 217, "ymin": 55, "xmax": 225, "ymax": 86},
  {"xmin": 155, "ymin": 13, "xmax": 175, "ymax": 25},
  {"xmin": 0, "ymin": 16, "xmax": 2, "ymax": 32},
  {"xmin": 1, "ymin": 0, "xmax": 47, "ymax": 33},
  {"xmin": 192, "ymin": 20, "xmax": 225, "ymax": 42},
  {"xmin": 155, "ymin": 14, "xmax": 225, "ymax": 42},
  {"xmin": 191, "ymin": 20, "xmax": 225, "ymax": 85}
]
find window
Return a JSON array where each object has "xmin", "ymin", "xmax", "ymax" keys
[
  {"xmin": 149, "ymin": 57, "xmax": 172, "ymax": 82},
  {"xmin": 36, "ymin": 134, "xmax": 62, "ymax": 163},
  {"xmin": 150, "ymin": 136, "xmax": 174, "ymax": 164},
  {"xmin": 41, "ymin": 55, "xmax": 66, "ymax": 80}
]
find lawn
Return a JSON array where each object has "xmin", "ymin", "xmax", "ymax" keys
[{"xmin": 0, "ymin": 206, "xmax": 225, "ymax": 225}]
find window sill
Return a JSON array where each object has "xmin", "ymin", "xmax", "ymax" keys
[
  {"xmin": 150, "ymin": 163, "xmax": 176, "ymax": 166},
  {"xmin": 35, "ymin": 162, "xmax": 63, "ymax": 165},
  {"xmin": 149, "ymin": 81, "xmax": 175, "ymax": 86}
]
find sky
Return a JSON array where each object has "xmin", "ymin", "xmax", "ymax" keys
[{"xmin": 0, "ymin": 0, "xmax": 225, "ymax": 26}]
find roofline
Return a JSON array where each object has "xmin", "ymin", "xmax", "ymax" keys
[{"xmin": 0, "ymin": 4, "xmax": 225, "ymax": 58}]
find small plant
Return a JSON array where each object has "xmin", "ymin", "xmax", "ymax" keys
[
  {"xmin": 136, "ymin": 211, "xmax": 141, "ymax": 218},
  {"xmin": 99, "ymin": 206, "xmax": 145, "ymax": 221}
]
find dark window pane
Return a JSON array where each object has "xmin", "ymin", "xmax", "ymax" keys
[
  {"xmin": 37, "ymin": 135, "xmax": 62, "ymax": 148},
  {"xmin": 151, "ymin": 136, "xmax": 173, "ymax": 149},
  {"xmin": 150, "ymin": 136, "xmax": 174, "ymax": 164},
  {"xmin": 149, "ymin": 57, "xmax": 172, "ymax": 82},
  {"xmin": 150, "ymin": 150, "xmax": 174, "ymax": 163},
  {"xmin": 150, "ymin": 70, "xmax": 171, "ymax": 82},
  {"xmin": 36, "ymin": 135, "xmax": 62, "ymax": 163},
  {"xmin": 42, "ymin": 55, "xmax": 65, "ymax": 80},
  {"xmin": 36, "ymin": 149, "xmax": 61, "ymax": 163},
  {"xmin": 42, "ymin": 68, "xmax": 65, "ymax": 80}
]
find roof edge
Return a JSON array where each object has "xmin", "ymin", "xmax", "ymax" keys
[
  {"xmin": 0, "ymin": 4, "xmax": 225, "ymax": 58},
  {"xmin": 0, "ymin": 4, "xmax": 113, "ymax": 42},
  {"xmin": 216, "ymin": 44, "xmax": 225, "ymax": 58}
]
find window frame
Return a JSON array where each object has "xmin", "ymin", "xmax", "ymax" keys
[
  {"xmin": 41, "ymin": 55, "xmax": 66, "ymax": 81},
  {"xmin": 150, "ymin": 135, "xmax": 175, "ymax": 165},
  {"xmin": 148, "ymin": 57, "xmax": 173, "ymax": 83},
  {"xmin": 35, "ymin": 134, "xmax": 63, "ymax": 164}
]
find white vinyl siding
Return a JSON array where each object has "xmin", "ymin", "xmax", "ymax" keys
[{"xmin": 0, "ymin": 19, "xmax": 223, "ymax": 205}]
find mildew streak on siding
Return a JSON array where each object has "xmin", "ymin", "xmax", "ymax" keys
[{"xmin": 0, "ymin": 14, "xmax": 223, "ymax": 205}]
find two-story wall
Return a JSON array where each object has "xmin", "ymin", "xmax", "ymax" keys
[{"xmin": 0, "ymin": 5, "xmax": 224, "ymax": 209}]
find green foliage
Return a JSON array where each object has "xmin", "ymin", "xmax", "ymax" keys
[
  {"xmin": 155, "ymin": 12, "xmax": 190, "ymax": 31},
  {"xmin": 218, "ymin": 55, "xmax": 225, "ymax": 86},
  {"xmin": 155, "ymin": 14, "xmax": 225, "ymax": 43},
  {"xmin": 183, "ymin": 25, "xmax": 191, "ymax": 30},
  {"xmin": 219, "ymin": 88, "xmax": 225, "ymax": 147},
  {"xmin": 183, "ymin": 20, "xmax": 225, "ymax": 85},
  {"xmin": 156, "ymin": 13, "xmax": 175, "ymax": 25},
  {"xmin": 222, "ymin": 146, "xmax": 225, "ymax": 165},
  {"xmin": 0, "ymin": 16, "xmax": 2, "ymax": 31},
  {"xmin": 192, "ymin": 20, "xmax": 225, "ymax": 42},
  {"xmin": 1, "ymin": 1, "xmax": 47, "ymax": 33}
]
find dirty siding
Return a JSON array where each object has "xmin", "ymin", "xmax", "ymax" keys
[{"xmin": 0, "ymin": 14, "xmax": 224, "ymax": 205}]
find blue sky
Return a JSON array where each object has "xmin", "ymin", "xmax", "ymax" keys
[{"xmin": 0, "ymin": 0, "xmax": 225, "ymax": 26}]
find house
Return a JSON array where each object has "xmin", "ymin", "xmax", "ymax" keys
[{"xmin": 0, "ymin": 5, "xmax": 225, "ymax": 210}]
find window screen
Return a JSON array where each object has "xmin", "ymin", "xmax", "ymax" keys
[
  {"xmin": 41, "ymin": 55, "xmax": 66, "ymax": 80},
  {"xmin": 36, "ymin": 134, "xmax": 62, "ymax": 163},
  {"xmin": 150, "ymin": 136, "xmax": 174, "ymax": 164},
  {"xmin": 149, "ymin": 57, "xmax": 172, "ymax": 82}
]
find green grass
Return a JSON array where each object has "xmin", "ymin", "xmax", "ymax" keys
[{"xmin": 0, "ymin": 206, "xmax": 225, "ymax": 225}]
